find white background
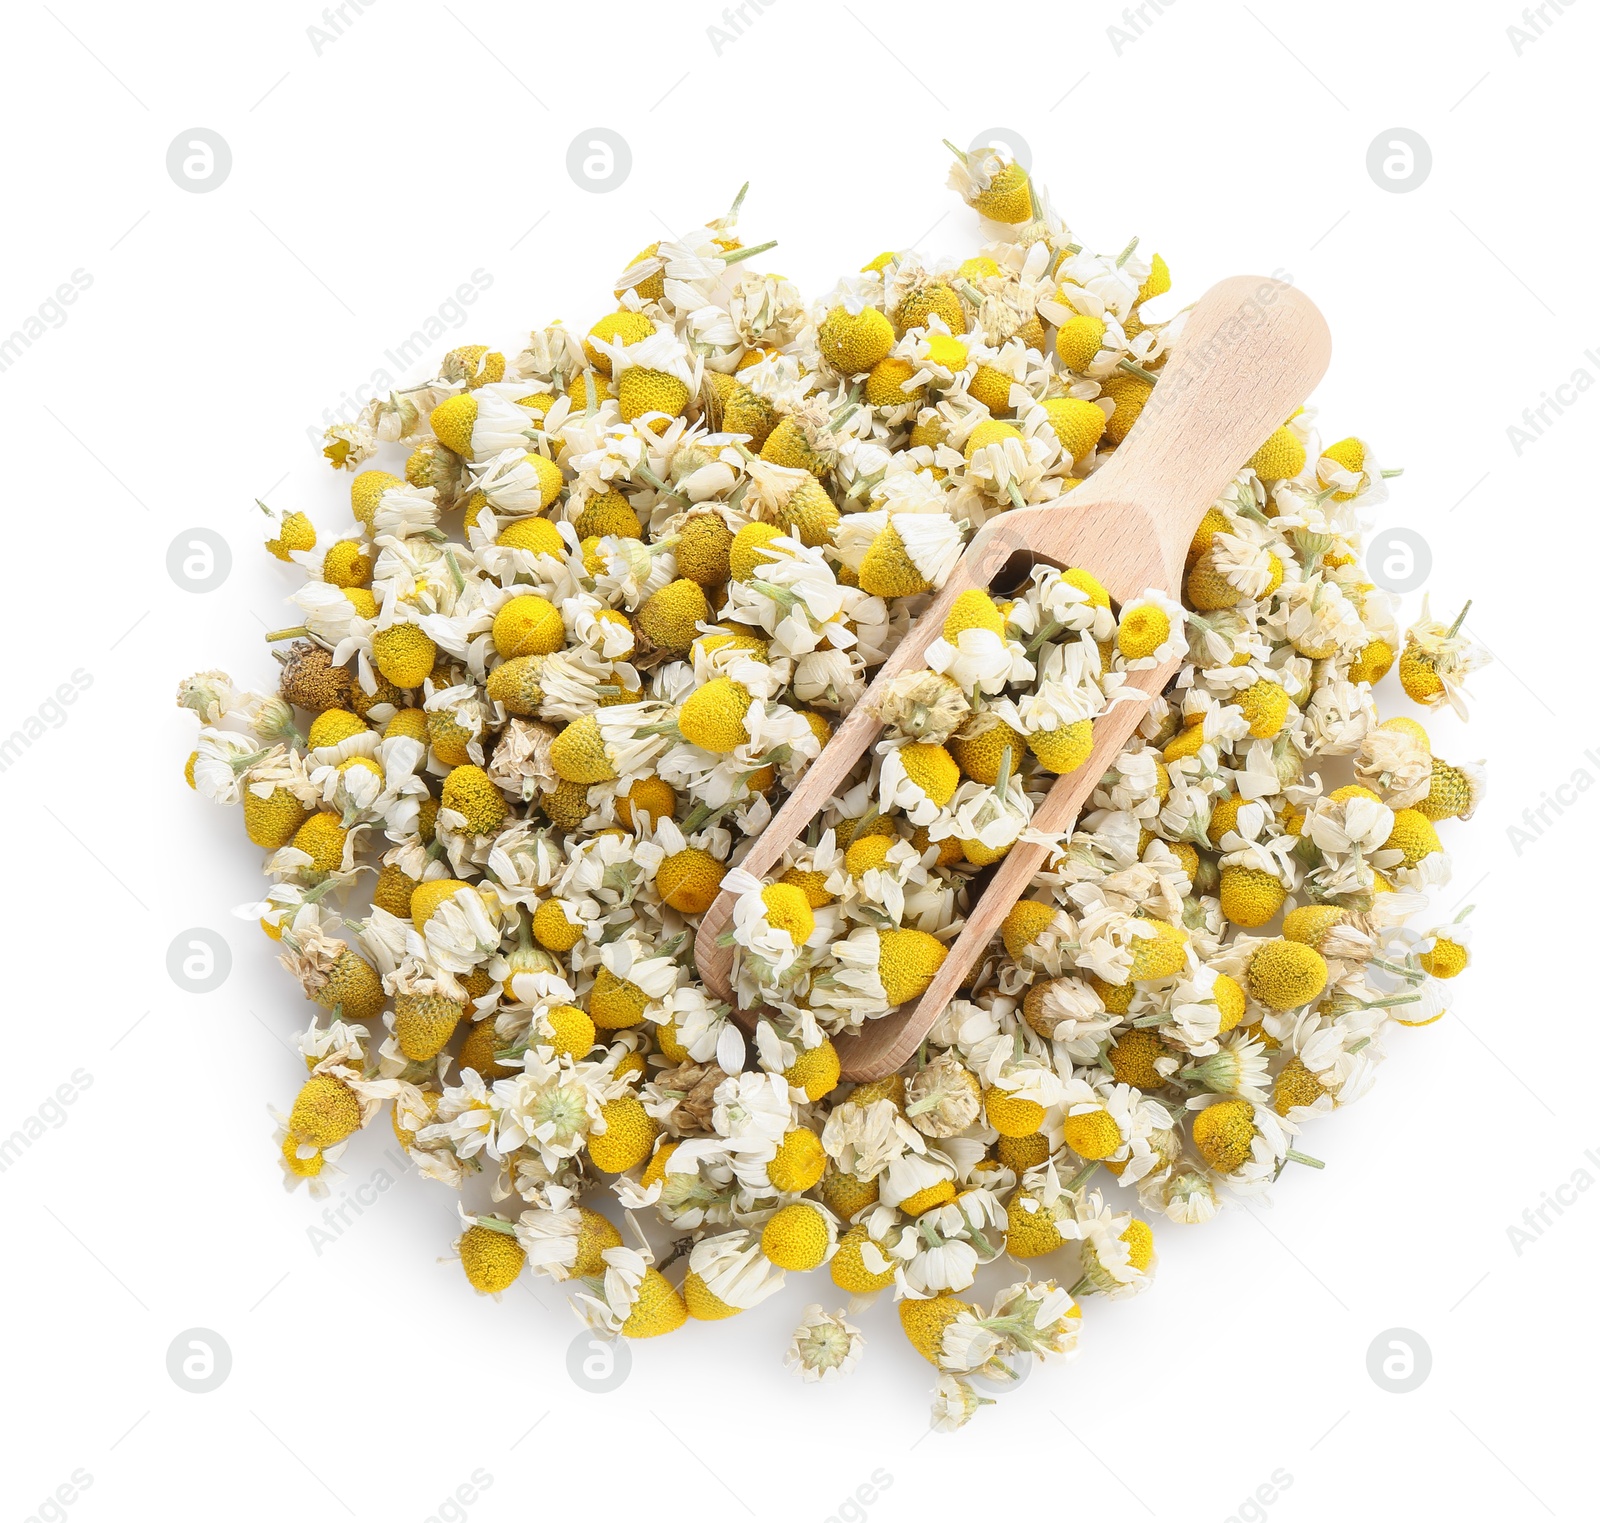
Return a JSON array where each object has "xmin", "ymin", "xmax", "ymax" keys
[{"xmin": 2, "ymin": 1, "xmax": 1593, "ymax": 1520}]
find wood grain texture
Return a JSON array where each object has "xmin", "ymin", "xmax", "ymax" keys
[{"xmin": 693, "ymin": 276, "xmax": 1332, "ymax": 1076}]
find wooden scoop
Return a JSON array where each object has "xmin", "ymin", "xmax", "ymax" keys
[{"xmin": 693, "ymin": 275, "xmax": 1331, "ymax": 1079}]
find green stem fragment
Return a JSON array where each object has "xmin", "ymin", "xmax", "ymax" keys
[
  {"xmin": 1118, "ymin": 359, "xmax": 1163, "ymax": 385},
  {"xmin": 721, "ymin": 181, "xmax": 749, "ymax": 226},
  {"xmin": 721, "ymin": 240, "xmax": 778, "ymax": 267},
  {"xmin": 1064, "ymin": 1160, "xmax": 1101, "ymax": 1192}
]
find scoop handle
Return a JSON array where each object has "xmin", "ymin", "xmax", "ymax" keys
[{"xmin": 1069, "ymin": 275, "xmax": 1333, "ymax": 587}]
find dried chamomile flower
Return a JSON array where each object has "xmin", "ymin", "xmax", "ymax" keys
[
  {"xmin": 786, "ymin": 1304, "xmax": 864, "ymax": 1382},
  {"xmin": 1398, "ymin": 598, "xmax": 1491, "ymax": 717}
]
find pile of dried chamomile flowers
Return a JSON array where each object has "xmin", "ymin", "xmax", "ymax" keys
[{"xmin": 178, "ymin": 145, "xmax": 1489, "ymax": 1429}]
